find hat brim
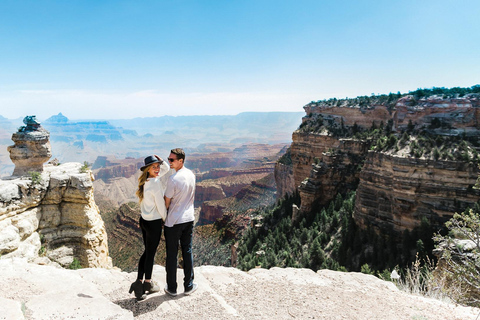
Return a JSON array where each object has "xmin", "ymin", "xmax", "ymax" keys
[{"xmin": 140, "ymin": 159, "xmax": 162, "ymax": 171}]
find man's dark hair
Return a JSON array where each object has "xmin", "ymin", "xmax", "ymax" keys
[{"xmin": 171, "ymin": 148, "xmax": 185, "ymax": 161}]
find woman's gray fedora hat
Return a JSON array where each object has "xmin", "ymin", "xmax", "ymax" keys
[{"xmin": 140, "ymin": 155, "xmax": 163, "ymax": 171}]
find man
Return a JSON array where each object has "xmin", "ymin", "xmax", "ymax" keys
[{"xmin": 164, "ymin": 148, "xmax": 197, "ymax": 296}]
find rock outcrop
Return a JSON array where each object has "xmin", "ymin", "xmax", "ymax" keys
[
  {"xmin": 0, "ymin": 163, "xmax": 112, "ymax": 268},
  {"xmin": 7, "ymin": 116, "xmax": 52, "ymax": 176},
  {"xmin": 0, "ymin": 258, "xmax": 478, "ymax": 320},
  {"xmin": 1, "ymin": 119, "xmax": 111, "ymax": 268}
]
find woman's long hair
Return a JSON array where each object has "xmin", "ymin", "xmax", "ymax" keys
[{"xmin": 136, "ymin": 166, "xmax": 150, "ymax": 203}]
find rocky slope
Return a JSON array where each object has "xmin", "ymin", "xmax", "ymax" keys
[{"xmin": 1, "ymin": 258, "xmax": 478, "ymax": 320}]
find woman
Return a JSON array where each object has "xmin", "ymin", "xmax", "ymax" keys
[{"xmin": 129, "ymin": 155, "xmax": 170, "ymax": 300}]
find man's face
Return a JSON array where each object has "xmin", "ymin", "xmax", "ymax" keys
[{"xmin": 168, "ymin": 153, "xmax": 182, "ymax": 171}]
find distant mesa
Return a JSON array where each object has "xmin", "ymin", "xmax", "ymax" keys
[{"xmin": 45, "ymin": 112, "xmax": 69, "ymax": 123}]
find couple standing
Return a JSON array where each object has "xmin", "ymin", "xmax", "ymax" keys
[{"xmin": 129, "ymin": 148, "xmax": 197, "ymax": 301}]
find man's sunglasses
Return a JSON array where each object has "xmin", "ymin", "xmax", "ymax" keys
[{"xmin": 168, "ymin": 158, "xmax": 177, "ymax": 162}]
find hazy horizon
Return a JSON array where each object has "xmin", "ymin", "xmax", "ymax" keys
[
  {"xmin": 1, "ymin": 1, "xmax": 479, "ymax": 120},
  {"xmin": 0, "ymin": 110, "xmax": 304, "ymax": 122}
]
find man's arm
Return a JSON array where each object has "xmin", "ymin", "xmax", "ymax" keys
[{"xmin": 164, "ymin": 196, "xmax": 171, "ymax": 210}]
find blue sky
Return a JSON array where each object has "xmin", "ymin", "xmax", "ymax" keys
[{"xmin": 0, "ymin": 0, "xmax": 479, "ymax": 120}]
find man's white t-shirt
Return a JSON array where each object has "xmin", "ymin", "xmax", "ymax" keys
[
  {"xmin": 140, "ymin": 161, "xmax": 171, "ymax": 221},
  {"xmin": 164, "ymin": 166, "xmax": 195, "ymax": 227}
]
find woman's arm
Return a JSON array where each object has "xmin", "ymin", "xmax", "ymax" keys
[{"xmin": 154, "ymin": 155, "xmax": 170, "ymax": 177}]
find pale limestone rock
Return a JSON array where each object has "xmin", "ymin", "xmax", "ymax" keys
[
  {"xmin": 0, "ymin": 224, "xmax": 20, "ymax": 253},
  {"xmin": 1, "ymin": 258, "xmax": 479, "ymax": 320},
  {"xmin": 0, "ymin": 182, "xmax": 20, "ymax": 202},
  {"xmin": 0, "ymin": 258, "xmax": 131, "ymax": 320},
  {"xmin": 0, "ymin": 162, "xmax": 112, "ymax": 268},
  {"xmin": 0, "ymin": 297, "xmax": 25, "ymax": 320},
  {"xmin": 11, "ymin": 208, "xmax": 40, "ymax": 240},
  {"xmin": 8, "ymin": 124, "xmax": 51, "ymax": 176},
  {"xmin": 3, "ymin": 232, "xmax": 41, "ymax": 259},
  {"xmin": 47, "ymin": 246, "xmax": 74, "ymax": 266}
]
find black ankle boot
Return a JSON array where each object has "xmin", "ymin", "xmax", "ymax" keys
[
  {"xmin": 143, "ymin": 280, "xmax": 160, "ymax": 294},
  {"xmin": 129, "ymin": 279, "xmax": 146, "ymax": 301}
]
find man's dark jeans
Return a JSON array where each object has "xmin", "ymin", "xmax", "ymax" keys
[{"xmin": 164, "ymin": 221, "xmax": 194, "ymax": 293}]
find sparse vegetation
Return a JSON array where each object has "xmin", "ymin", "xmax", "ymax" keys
[
  {"xmin": 277, "ymin": 148, "xmax": 292, "ymax": 165},
  {"xmin": 433, "ymin": 205, "xmax": 480, "ymax": 307},
  {"xmin": 80, "ymin": 161, "xmax": 90, "ymax": 173},
  {"xmin": 28, "ymin": 171, "xmax": 42, "ymax": 184},
  {"xmin": 68, "ymin": 258, "xmax": 82, "ymax": 270},
  {"xmin": 309, "ymin": 85, "xmax": 480, "ymax": 110},
  {"xmin": 38, "ymin": 234, "xmax": 47, "ymax": 256}
]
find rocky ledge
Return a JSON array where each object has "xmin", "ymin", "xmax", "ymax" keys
[
  {"xmin": 0, "ymin": 258, "xmax": 478, "ymax": 319},
  {"xmin": 0, "ymin": 162, "xmax": 111, "ymax": 268}
]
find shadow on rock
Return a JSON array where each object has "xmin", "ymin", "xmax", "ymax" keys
[{"xmin": 114, "ymin": 294, "xmax": 176, "ymax": 317}]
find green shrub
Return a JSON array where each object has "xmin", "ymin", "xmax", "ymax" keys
[
  {"xmin": 28, "ymin": 171, "xmax": 42, "ymax": 184},
  {"xmin": 433, "ymin": 208, "xmax": 480, "ymax": 307},
  {"xmin": 80, "ymin": 161, "xmax": 90, "ymax": 173},
  {"xmin": 38, "ymin": 246, "xmax": 46, "ymax": 256},
  {"xmin": 68, "ymin": 258, "xmax": 82, "ymax": 270}
]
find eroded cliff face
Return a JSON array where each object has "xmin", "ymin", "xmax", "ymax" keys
[
  {"xmin": 277, "ymin": 93, "xmax": 480, "ymax": 233},
  {"xmin": 298, "ymin": 139, "xmax": 368, "ymax": 214},
  {"xmin": 355, "ymin": 152, "xmax": 480, "ymax": 234},
  {"xmin": 0, "ymin": 163, "xmax": 112, "ymax": 268},
  {"xmin": 395, "ymin": 95, "xmax": 480, "ymax": 132}
]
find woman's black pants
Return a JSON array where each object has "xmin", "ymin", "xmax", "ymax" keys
[{"xmin": 137, "ymin": 216, "xmax": 163, "ymax": 280}]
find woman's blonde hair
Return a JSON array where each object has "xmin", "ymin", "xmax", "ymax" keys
[{"xmin": 136, "ymin": 166, "xmax": 151, "ymax": 203}]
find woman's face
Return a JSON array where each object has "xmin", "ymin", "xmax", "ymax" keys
[{"xmin": 147, "ymin": 163, "xmax": 161, "ymax": 178}]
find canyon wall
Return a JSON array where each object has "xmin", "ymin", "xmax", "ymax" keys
[
  {"xmin": 277, "ymin": 93, "xmax": 480, "ymax": 233},
  {"xmin": 355, "ymin": 152, "xmax": 480, "ymax": 234}
]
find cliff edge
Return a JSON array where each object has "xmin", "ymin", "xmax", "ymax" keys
[
  {"xmin": 0, "ymin": 258, "xmax": 478, "ymax": 319},
  {"xmin": 0, "ymin": 162, "xmax": 112, "ymax": 268}
]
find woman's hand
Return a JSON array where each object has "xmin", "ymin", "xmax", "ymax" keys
[{"xmin": 154, "ymin": 154, "xmax": 164, "ymax": 164}]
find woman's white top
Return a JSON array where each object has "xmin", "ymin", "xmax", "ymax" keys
[{"xmin": 140, "ymin": 161, "xmax": 171, "ymax": 221}]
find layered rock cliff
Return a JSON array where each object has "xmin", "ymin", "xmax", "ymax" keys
[
  {"xmin": 355, "ymin": 152, "xmax": 480, "ymax": 234},
  {"xmin": 0, "ymin": 163, "xmax": 112, "ymax": 268},
  {"xmin": 276, "ymin": 91, "xmax": 480, "ymax": 236}
]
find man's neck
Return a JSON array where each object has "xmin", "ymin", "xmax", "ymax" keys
[{"xmin": 175, "ymin": 164, "xmax": 184, "ymax": 172}]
